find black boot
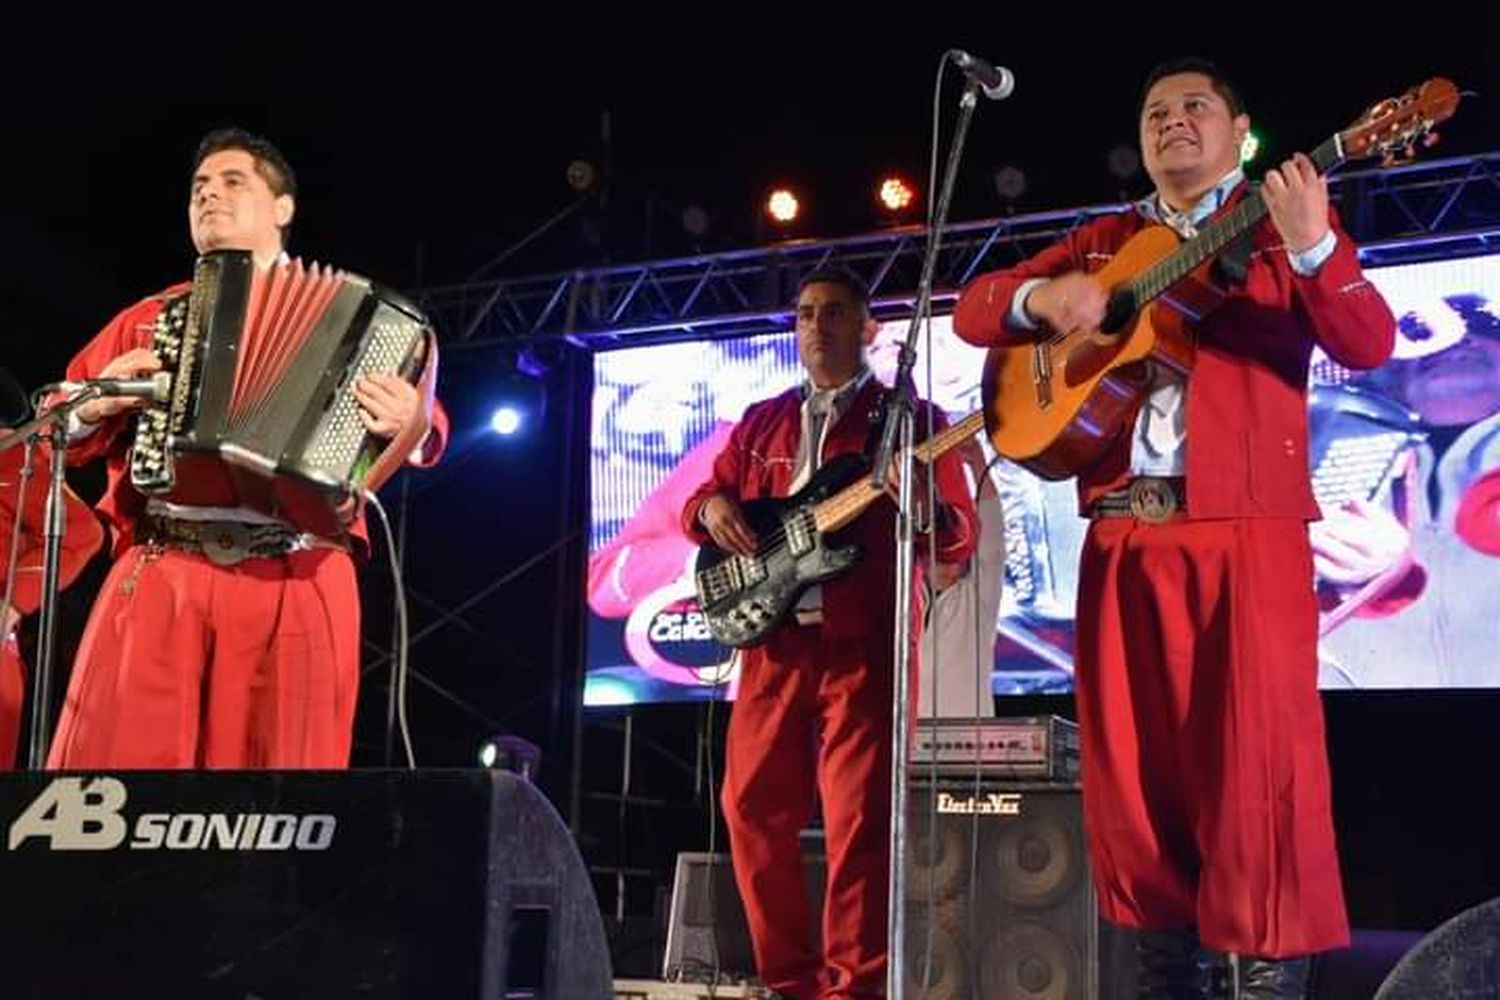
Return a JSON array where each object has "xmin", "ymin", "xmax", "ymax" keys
[
  {"xmin": 1136, "ymin": 929, "xmax": 1216, "ymax": 999},
  {"xmin": 1225, "ymin": 954, "xmax": 1311, "ymax": 1000}
]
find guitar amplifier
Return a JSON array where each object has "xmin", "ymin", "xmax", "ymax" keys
[
  {"xmin": 0, "ymin": 769, "xmax": 611, "ymax": 999},
  {"xmin": 912, "ymin": 715, "xmax": 1080, "ymax": 781}
]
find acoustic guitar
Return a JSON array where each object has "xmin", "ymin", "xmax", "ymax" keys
[{"xmin": 982, "ymin": 78, "xmax": 1460, "ymax": 480}]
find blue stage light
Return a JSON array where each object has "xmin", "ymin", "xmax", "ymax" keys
[{"xmin": 490, "ymin": 405, "xmax": 523, "ymax": 435}]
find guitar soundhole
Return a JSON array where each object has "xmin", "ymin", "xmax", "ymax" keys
[{"xmin": 1101, "ymin": 288, "xmax": 1137, "ymax": 335}]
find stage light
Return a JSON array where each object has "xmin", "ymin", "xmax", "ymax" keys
[
  {"xmin": 488, "ymin": 352, "xmax": 550, "ymax": 438},
  {"xmin": 477, "ymin": 734, "xmax": 541, "ymax": 781},
  {"xmin": 566, "ymin": 158, "xmax": 599, "ymax": 193},
  {"xmin": 682, "ymin": 204, "xmax": 711, "ymax": 237},
  {"xmin": 878, "ymin": 176, "xmax": 916, "ymax": 212},
  {"xmin": 490, "ymin": 405, "xmax": 523, "ymax": 436},
  {"xmin": 1240, "ymin": 130, "xmax": 1261, "ymax": 164},
  {"xmin": 766, "ymin": 188, "xmax": 800, "ymax": 224},
  {"xmin": 1106, "ymin": 144, "xmax": 1142, "ymax": 182},
  {"xmin": 992, "ymin": 165, "xmax": 1027, "ymax": 202}
]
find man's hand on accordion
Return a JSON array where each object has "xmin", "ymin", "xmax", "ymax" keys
[
  {"xmin": 354, "ymin": 373, "xmax": 428, "ymax": 441},
  {"xmin": 76, "ymin": 348, "xmax": 162, "ymax": 424}
]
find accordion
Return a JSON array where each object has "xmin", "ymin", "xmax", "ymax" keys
[{"xmin": 130, "ymin": 249, "xmax": 432, "ymax": 537}]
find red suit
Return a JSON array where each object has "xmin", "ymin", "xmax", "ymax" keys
[
  {"xmin": 681, "ymin": 378, "xmax": 978, "ymax": 999},
  {"xmin": 953, "ymin": 193, "xmax": 1395, "ymax": 957},
  {"xmin": 46, "ymin": 283, "xmax": 448, "ymax": 769},
  {"xmin": 0, "ymin": 446, "xmax": 104, "ymax": 767}
]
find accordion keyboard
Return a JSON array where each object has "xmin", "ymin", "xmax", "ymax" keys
[
  {"xmin": 303, "ymin": 305, "xmax": 427, "ymax": 477},
  {"xmin": 130, "ymin": 294, "xmax": 192, "ymax": 492}
]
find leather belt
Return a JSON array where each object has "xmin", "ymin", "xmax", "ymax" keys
[
  {"xmin": 140, "ymin": 515, "xmax": 345, "ymax": 566},
  {"xmin": 1091, "ymin": 476, "xmax": 1187, "ymax": 523}
]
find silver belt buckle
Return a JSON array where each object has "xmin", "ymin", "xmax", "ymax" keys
[
  {"xmin": 1128, "ymin": 478, "xmax": 1178, "ymax": 524},
  {"xmin": 201, "ymin": 522, "xmax": 256, "ymax": 566}
]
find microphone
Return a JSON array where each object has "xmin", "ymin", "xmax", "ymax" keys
[
  {"xmin": 950, "ymin": 50, "xmax": 1015, "ymax": 100},
  {"xmin": 56, "ymin": 372, "xmax": 172, "ymax": 402}
]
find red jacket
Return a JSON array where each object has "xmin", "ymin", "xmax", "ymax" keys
[
  {"xmin": 952, "ymin": 193, "xmax": 1396, "ymax": 519},
  {"xmin": 65, "ymin": 283, "xmax": 449, "ymax": 558},
  {"xmin": 681, "ymin": 378, "xmax": 979, "ymax": 640}
]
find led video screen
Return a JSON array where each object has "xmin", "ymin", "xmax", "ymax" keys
[{"xmin": 585, "ymin": 253, "xmax": 1500, "ymax": 705}]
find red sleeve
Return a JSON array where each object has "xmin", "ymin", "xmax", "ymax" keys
[
  {"xmin": 1292, "ymin": 210, "xmax": 1396, "ymax": 371},
  {"xmin": 408, "ymin": 333, "xmax": 446, "ymax": 468},
  {"xmin": 680, "ymin": 411, "xmax": 757, "ymax": 543},
  {"xmin": 60, "ymin": 295, "xmax": 166, "ymax": 466},
  {"xmin": 952, "ymin": 225, "xmax": 1100, "ymax": 348},
  {"xmin": 922, "ymin": 405, "xmax": 980, "ymax": 565},
  {"xmin": 412, "ymin": 400, "xmax": 449, "ymax": 468}
]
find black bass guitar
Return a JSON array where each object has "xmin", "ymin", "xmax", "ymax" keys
[{"xmin": 694, "ymin": 411, "xmax": 984, "ymax": 648}]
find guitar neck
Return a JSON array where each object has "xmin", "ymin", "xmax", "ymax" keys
[
  {"xmin": 1131, "ymin": 134, "xmax": 1344, "ymax": 304},
  {"xmin": 812, "ymin": 410, "xmax": 985, "ymax": 534}
]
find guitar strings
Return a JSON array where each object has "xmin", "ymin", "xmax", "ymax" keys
[{"xmin": 700, "ymin": 415, "xmax": 986, "ymax": 594}]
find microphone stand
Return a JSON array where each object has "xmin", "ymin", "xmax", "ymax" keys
[
  {"xmin": 0, "ymin": 385, "xmax": 104, "ymax": 768},
  {"xmin": 871, "ymin": 74, "xmax": 985, "ymax": 998}
]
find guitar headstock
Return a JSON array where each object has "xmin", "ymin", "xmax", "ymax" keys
[{"xmin": 1340, "ymin": 78, "xmax": 1461, "ymax": 166}]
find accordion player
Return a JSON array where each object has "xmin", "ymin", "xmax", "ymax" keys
[{"xmin": 128, "ymin": 249, "xmax": 435, "ymax": 538}]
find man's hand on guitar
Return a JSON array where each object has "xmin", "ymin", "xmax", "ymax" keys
[
  {"xmin": 1261, "ymin": 153, "xmax": 1330, "ymax": 254},
  {"xmin": 884, "ymin": 460, "xmax": 936, "ymax": 531},
  {"xmin": 700, "ymin": 494, "xmax": 758, "ymax": 557},
  {"xmin": 1025, "ymin": 273, "xmax": 1109, "ymax": 333}
]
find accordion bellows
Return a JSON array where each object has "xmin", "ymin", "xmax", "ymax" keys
[{"xmin": 130, "ymin": 249, "xmax": 431, "ymax": 536}]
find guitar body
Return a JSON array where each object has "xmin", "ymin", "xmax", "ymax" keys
[
  {"xmin": 694, "ymin": 454, "xmax": 866, "ymax": 648},
  {"xmin": 982, "ymin": 225, "xmax": 1209, "ymax": 480}
]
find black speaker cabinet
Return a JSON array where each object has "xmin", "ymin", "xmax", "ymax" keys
[
  {"xmin": 905, "ymin": 780, "xmax": 1128, "ymax": 1000},
  {"xmin": 662, "ymin": 848, "xmax": 828, "ymax": 982},
  {"xmin": 0, "ymin": 769, "xmax": 612, "ymax": 999},
  {"xmin": 662, "ymin": 782, "xmax": 1128, "ymax": 997},
  {"xmin": 1375, "ymin": 896, "xmax": 1500, "ymax": 999}
]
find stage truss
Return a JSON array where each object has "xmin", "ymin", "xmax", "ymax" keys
[{"xmin": 421, "ymin": 151, "xmax": 1500, "ymax": 351}]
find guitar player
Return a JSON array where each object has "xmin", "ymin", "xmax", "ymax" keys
[
  {"xmin": 953, "ymin": 59, "xmax": 1397, "ymax": 999},
  {"xmin": 681, "ymin": 266, "xmax": 977, "ymax": 999}
]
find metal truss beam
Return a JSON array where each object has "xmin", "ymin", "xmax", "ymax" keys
[{"xmin": 419, "ymin": 150, "xmax": 1500, "ymax": 350}]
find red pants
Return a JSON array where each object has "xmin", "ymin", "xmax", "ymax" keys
[
  {"xmin": 1074, "ymin": 517, "xmax": 1348, "ymax": 957},
  {"xmin": 47, "ymin": 545, "xmax": 360, "ymax": 769},
  {"xmin": 722, "ymin": 626, "xmax": 895, "ymax": 1000},
  {"xmin": 1, "ymin": 636, "xmax": 21, "ymax": 768}
]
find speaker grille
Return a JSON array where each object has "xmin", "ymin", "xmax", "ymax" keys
[{"xmin": 905, "ymin": 781, "xmax": 1104, "ymax": 1000}]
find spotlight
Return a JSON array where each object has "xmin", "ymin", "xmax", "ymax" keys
[
  {"xmin": 488, "ymin": 352, "xmax": 550, "ymax": 437},
  {"xmin": 877, "ymin": 176, "xmax": 916, "ymax": 213},
  {"xmin": 1239, "ymin": 131, "xmax": 1261, "ymax": 164},
  {"xmin": 1106, "ymin": 144, "xmax": 1142, "ymax": 182},
  {"xmin": 566, "ymin": 159, "xmax": 599, "ymax": 193},
  {"xmin": 992, "ymin": 165, "xmax": 1027, "ymax": 202},
  {"xmin": 490, "ymin": 405, "xmax": 523, "ymax": 436},
  {"xmin": 477, "ymin": 734, "xmax": 541, "ymax": 781},
  {"xmin": 682, "ymin": 204, "xmax": 711, "ymax": 237},
  {"xmin": 766, "ymin": 188, "xmax": 800, "ymax": 224}
]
